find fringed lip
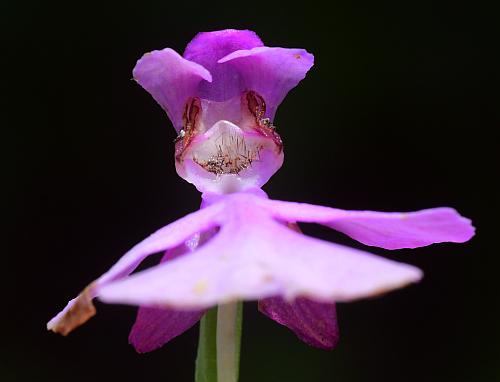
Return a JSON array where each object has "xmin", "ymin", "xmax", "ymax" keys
[{"xmin": 175, "ymin": 120, "xmax": 284, "ymax": 194}]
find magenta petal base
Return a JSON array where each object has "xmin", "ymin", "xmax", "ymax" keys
[
  {"xmin": 129, "ymin": 306, "xmax": 205, "ymax": 353},
  {"xmin": 259, "ymin": 297, "xmax": 340, "ymax": 350},
  {"xmin": 129, "ymin": 247, "xmax": 207, "ymax": 353}
]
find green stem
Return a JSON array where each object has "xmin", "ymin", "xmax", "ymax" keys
[
  {"xmin": 195, "ymin": 307, "xmax": 218, "ymax": 382},
  {"xmin": 216, "ymin": 302, "xmax": 243, "ymax": 382},
  {"xmin": 195, "ymin": 303, "xmax": 243, "ymax": 382}
]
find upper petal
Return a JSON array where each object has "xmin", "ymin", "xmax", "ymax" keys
[
  {"xmin": 133, "ymin": 48, "xmax": 212, "ymax": 132},
  {"xmin": 183, "ymin": 29, "xmax": 264, "ymax": 102},
  {"xmin": 263, "ymin": 200, "xmax": 475, "ymax": 249},
  {"xmin": 134, "ymin": 30, "xmax": 313, "ymax": 130},
  {"xmin": 218, "ymin": 47, "xmax": 314, "ymax": 120}
]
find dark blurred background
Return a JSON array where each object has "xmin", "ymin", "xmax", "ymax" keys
[{"xmin": 3, "ymin": 1, "xmax": 498, "ymax": 381}]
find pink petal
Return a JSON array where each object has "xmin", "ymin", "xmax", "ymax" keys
[
  {"xmin": 218, "ymin": 47, "xmax": 314, "ymax": 120},
  {"xmin": 98, "ymin": 195, "xmax": 422, "ymax": 308},
  {"xmin": 259, "ymin": 297, "xmax": 339, "ymax": 350},
  {"xmin": 183, "ymin": 29, "xmax": 263, "ymax": 102},
  {"xmin": 97, "ymin": 203, "xmax": 222, "ymax": 285},
  {"xmin": 133, "ymin": 48, "xmax": 212, "ymax": 132},
  {"xmin": 47, "ymin": 205, "xmax": 222, "ymax": 334},
  {"xmin": 263, "ymin": 199, "xmax": 475, "ymax": 249},
  {"xmin": 50, "ymin": 191, "xmax": 473, "ymax": 336}
]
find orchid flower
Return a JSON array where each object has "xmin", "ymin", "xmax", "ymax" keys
[{"xmin": 48, "ymin": 29, "xmax": 474, "ymax": 382}]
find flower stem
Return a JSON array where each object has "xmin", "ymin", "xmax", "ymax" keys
[
  {"xmin": 194, "ymin": 302, "xmax": 243, "ymax": 382},
  {"xmin": 195, "ymin": 307, "xmax": 218, "ymax": 382},
  {"xmin": 216, "ymin": 302, "xmax": 243, "ymax": 382}
]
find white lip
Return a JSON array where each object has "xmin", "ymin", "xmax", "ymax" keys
[
  {"xmin": 176, "ymin": 120, "xmax": 284, "ymax": 194},
  {"xmin": 190, "ymin": 121, "xmax": 263, "ymax": 176}
]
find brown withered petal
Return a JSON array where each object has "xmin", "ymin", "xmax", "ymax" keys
[{"xmin": 47, "ymin": 283, "xmax": 96, "ymax": 336}]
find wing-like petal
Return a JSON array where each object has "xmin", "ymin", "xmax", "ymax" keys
[
  {"xmin": 263, "ymin": 199, "xmax": 475, "ymax": 249},
  {"xmin": 98, "ymin": 229, "xmax": 279, "ymax": 308},
  {"xmin": 97, "ymin": 203, "xmax": 222, "ymax": 285},
  {"xmin": 47, "ymin": 205, "xmax": 221, "ymax": 334},
  {"xmin": 98, "ymin": 216, "xmax": 422, "ymax": 308}
]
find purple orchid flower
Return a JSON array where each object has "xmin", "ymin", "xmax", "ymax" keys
[{"xmin": 48, "ymin": 29, "xmax": 474, "ymax": 376}]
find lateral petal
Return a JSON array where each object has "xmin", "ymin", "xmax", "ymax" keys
[
  {"xmin": 263, "ymin": 199, "xmax": 475, "ymax": 249},
  {"xmin": 133, "ymin": 48, "xmax": 212, "ymax": 131}
]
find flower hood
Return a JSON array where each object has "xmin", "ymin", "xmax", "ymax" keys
[{"xmin": 133, "ymin": 29, "xmax": 314, "ymax": 193}]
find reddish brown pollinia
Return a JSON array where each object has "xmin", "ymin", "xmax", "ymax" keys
[
  {"xmin": 175, "ymin": 97, "xmax": 202, "ymax": 161},
  {"xmin": 244, "ymin": 91, "xmax": 283, "ymax": 152}
]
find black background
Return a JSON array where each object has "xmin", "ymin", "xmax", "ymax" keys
[{"xmin": 3, "ymin": 1, "xmax": 498, "ymax": 381}]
